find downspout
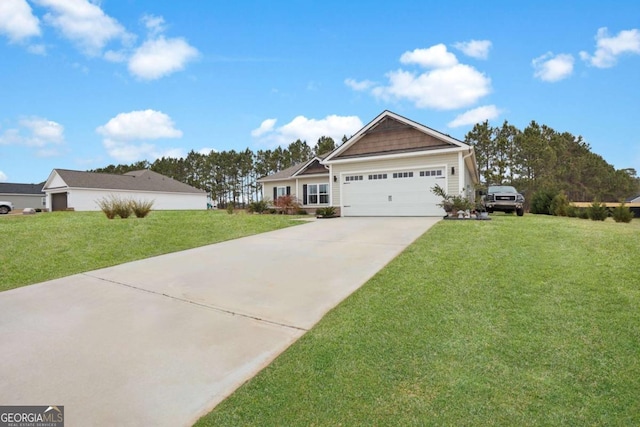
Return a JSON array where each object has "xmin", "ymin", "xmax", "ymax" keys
[
  {"xmin": 461, "ymin": 148, "xmax": 475, "ymax": 198},
  {"xmin": 324, "ymin": 163, "xmax": 333, "ymax": 208}
]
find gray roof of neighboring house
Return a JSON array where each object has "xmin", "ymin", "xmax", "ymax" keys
[
  {"xmin": 258, "ymin": 153, "xmax": 330, "ymax": 182},
  {"xmin": 48, "ymin": 169, "xmax": 205, "ymax": 194},
  {"xmin": 0, "ymin": 182, "xmax": 45, "ymax": 195}
]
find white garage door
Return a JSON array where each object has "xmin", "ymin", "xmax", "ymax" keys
[{"xmin": 341, "ymin": 168, "xmax": 446, "ymax": 216}]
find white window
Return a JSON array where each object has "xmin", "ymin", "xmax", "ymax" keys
[
  {"xmin": 393, "ymin": 171, "xmax": 413, "ymax": 178},
  {"xmin": 277, "ymin": 186, "xmax": 287, "ymax": 197},
  {"xmin": 307, "ymin": 184, "xmax": 329, "ymax": 204}
]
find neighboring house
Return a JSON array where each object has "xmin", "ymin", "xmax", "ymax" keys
[
  {"xmin": 0, "ymin": 182, "xmax": 46, "ymax": 210},
  {"xmin": 259, "ymin": 110, "xmax": 480, "ymax": 217},
  {"xmin": 627, "ymin": 195, "xmax": 640, "ymax": 203},
  {"xmin": 42, "ymin": 169, "xmax": 207, "ymax": 211}
]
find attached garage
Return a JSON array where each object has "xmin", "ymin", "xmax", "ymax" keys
[
  {"xmin": 51, "ymin": 192, "xmax": 68, "ymax": 211},
  {"xmin": 341, "ymin": 167, "xmax": 446, "ymax": 216}
]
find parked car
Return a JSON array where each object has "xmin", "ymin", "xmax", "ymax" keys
[
  {"xmin": 0, "ymin": 201, "xmax": 13, "ymax": 214},
  {"xmin": 482, "ymin": 185, "xmax": 525, "ymax": 216}
]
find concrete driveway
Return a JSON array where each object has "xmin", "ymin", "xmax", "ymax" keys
[{"xmin": 0, "ymin": 217, "xmax": 439, "ymax": 426}]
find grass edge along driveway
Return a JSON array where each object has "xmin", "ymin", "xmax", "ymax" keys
[
  {"xmin": 0, "ymin": 210, "xmax": 304, "ymax": 292},
  {"xmin": 197, "ymin": 215, "xmax": 640, "ymax": 426}
]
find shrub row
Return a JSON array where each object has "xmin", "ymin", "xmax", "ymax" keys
[
  {"xmin": 530, "ymin": 189, "xmax": 634, "ymax": 223},
  {"xmin": 97, "ymin": 195, "xmax": 154, "ymax": 219}
]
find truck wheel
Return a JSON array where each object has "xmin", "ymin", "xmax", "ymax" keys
[{"xmin": 516, "ymin": 208, "xmax": 524, "ymax": 216}]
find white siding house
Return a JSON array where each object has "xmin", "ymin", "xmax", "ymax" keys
[
  {"xmin": 42, "ymin": 169, "xmax": 207, "ymax": 211},
  {"xmin": 258, "ymin": 110, "xmax": 480, "ymax": 217},
  {"xmin": 0, "ymin": 182, "xmax": 45, "ymax": 210}
]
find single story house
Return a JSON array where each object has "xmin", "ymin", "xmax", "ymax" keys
[
  {"xmin": 0, "ymin": 182, "xmax": 46, "ymax": 210},
  {"xmin": 258, "ymin": 110, "xmax": 480, "ymax": 217},
  {"xmin": 627, "ymin": 195, "xmax": 640, "ymax": 203},
  {"xmin": 42, "ymin": 169, "xmax": 207, "ymax": 211}
]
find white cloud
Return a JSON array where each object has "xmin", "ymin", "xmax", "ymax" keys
[
  {"xmin": 97, "ymin": 110, "xmax": 184, "ymax": 162},
  {"xmin": 448, "ymin": 105, "xmax": 501, "ymax": 128},
  {"xmin": 580, "ymin": 27, "xmax": 640, "ymax": 68},
  {"xmin": 141, "ymin": 14, "xmax": 166, "ymax": 37},
  {"xmin": 20, "ymin": 117, "xmax": 65, "ymax": 146},
  {"xmin": 400, "ymin": 44, "xmax": 458, "ymax": 68},
  {"xmin": 372, "ymin": 65, "xmax": 491, "ymax": 110},
  {"xmin": 532, "ymin": 52, "xmax": 574, "ymax": 82},
  {"xmin": 0, "ymin": 117, "xmax": 64, "ymax": 147},
  {"xmin": 349, "ymin": 44, "xmax": 492, "ymax": 110},
  {"xmin": 102, "ymin": 139, "xmax": 186, "ymax": 163},
  {"xmin": 0, "ymin": 0, "xmax": 41, "ymax": 42},
  {"xmin": 35, "ymin": 0, "xmax": 132, "ymax": 56},
  {"xmin": 251, "ymin": 118, "xmax": 277, "ymax": 137},
  {"xmin": 128, "ymin": 36, "xmax": 199, "ymax": 80},
  {"xmin": 344, "ymin": 78, "xmax": 375, "ymax": 91},
  {"xmin": 252, "ymin": 114, "xmax": 363, "ymax": 147},
  {"xmin": 453, "ymin": 39, "xmax": 492, "ymax": 60},
  {"xmin": 0, "ymin": 171, "xmax": 7, "ymax": 182},
  {"xmin": 97, "ymin": 109, "xmax": 182, "ymax": 140}
]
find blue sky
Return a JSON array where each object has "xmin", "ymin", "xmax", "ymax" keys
[{"xmin": 1, "ymin": 0, "xmax": 639, "ymax": 184}]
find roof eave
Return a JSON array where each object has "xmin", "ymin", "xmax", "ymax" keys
[{"xmin": 322, "ymin": 145, "xmax": 468, "ymax": 165}]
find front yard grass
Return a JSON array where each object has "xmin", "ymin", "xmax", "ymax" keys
[
  {"xmin": 197, "ymin": 215, "xmax": 640, "ymax": 426},
  {"xmin": 0, "ymin": 210, "xmax": 302, "ymax": 292}
]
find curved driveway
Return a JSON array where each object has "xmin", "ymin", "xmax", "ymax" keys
[{"xmin": 0, "ymin": 217, "xmax": 439, "ymax": 426}]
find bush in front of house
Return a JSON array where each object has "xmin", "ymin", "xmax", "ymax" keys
[
  {"xmin": 316, "ymin": 206, "xmax": 337, "ymax": 218},
  {"xmin": 274, "ymin": 195, "xmax": 301, "ymax": 215},
  {"xmin": 130, "ymin": 199, "xmax": 154, "ymax": 218},
  {"xmin": 587, "ymin": 200, "xmax": 608, "ymax": 221},
  {"xmin": 612, "ymin": 202, "xmax": 634, "ymax": 223},
  {"xmin": 97, "ymin": 195, "xmax": 121, "ymax": 219},
  {"xmin": 247, "ymin": 199, "xmax": 270, "ymax": 214},
  {"xmin": 97, "ymin": 195, "xmax": 154, "ymax": 219}
]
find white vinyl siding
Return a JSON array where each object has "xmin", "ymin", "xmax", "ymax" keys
[{"xmin": 45, "ymin": 188, "xmax": 207, "ymax": 211}]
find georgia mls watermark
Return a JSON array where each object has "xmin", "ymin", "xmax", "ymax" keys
[{"xmin": 0, "ymin": 406, "xmax": 64, "ymax": 427}]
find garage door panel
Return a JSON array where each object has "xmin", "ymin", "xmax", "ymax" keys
[{"xmin": 342, "ymin": 168, "xmax": 445, "ymax": 217}]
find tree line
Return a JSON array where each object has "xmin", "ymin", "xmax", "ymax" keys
[
  {"xmin": 91, "ymin": 120, "xmax": 639, "ymax": 207},
  {"xmin": 91, "ymin": 136, "xmax": 340, "ymax": 207},
  {"xmin": 465, "ymin": 120, "xmax": 639, "ymax": 202}
]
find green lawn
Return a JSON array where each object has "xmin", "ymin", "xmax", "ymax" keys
[
  {"xmin": 197, "ymin": 215, "xmax": 640, "ymax": 426},
  {"xmin": 0, "ymin": 210, "xmax": 303, "ymax": 292}
]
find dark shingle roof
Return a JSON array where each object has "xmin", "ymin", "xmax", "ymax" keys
[
  {"xmin": 49, "ymin": 169, "xmax": 205, "ymax": 194},
  {"xmin": 0, "ymin": 182, "xmax": 45, "ymax": 195},
  {"xmin": 258, "ymin": 153, "xmax": 330, "ymax": 182}
]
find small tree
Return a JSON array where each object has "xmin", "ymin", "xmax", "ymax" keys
[
  {"xmin": 612, "ymin": 201, "xmax": 633, "ymax": 223},
  {"xmin": 550, "ymin": 191, "xmax": 570, "ymax": 216},
  {"xmin": 587, "ymin": 200, "xmax": 608, "ymax": 221},
  {"xmin": 530, "ymin": 189, "xmax": 556, "ymax": 215},
  {"xmin": 274, "ymin": 195, "xmax": 301, "ymax": 215}
]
